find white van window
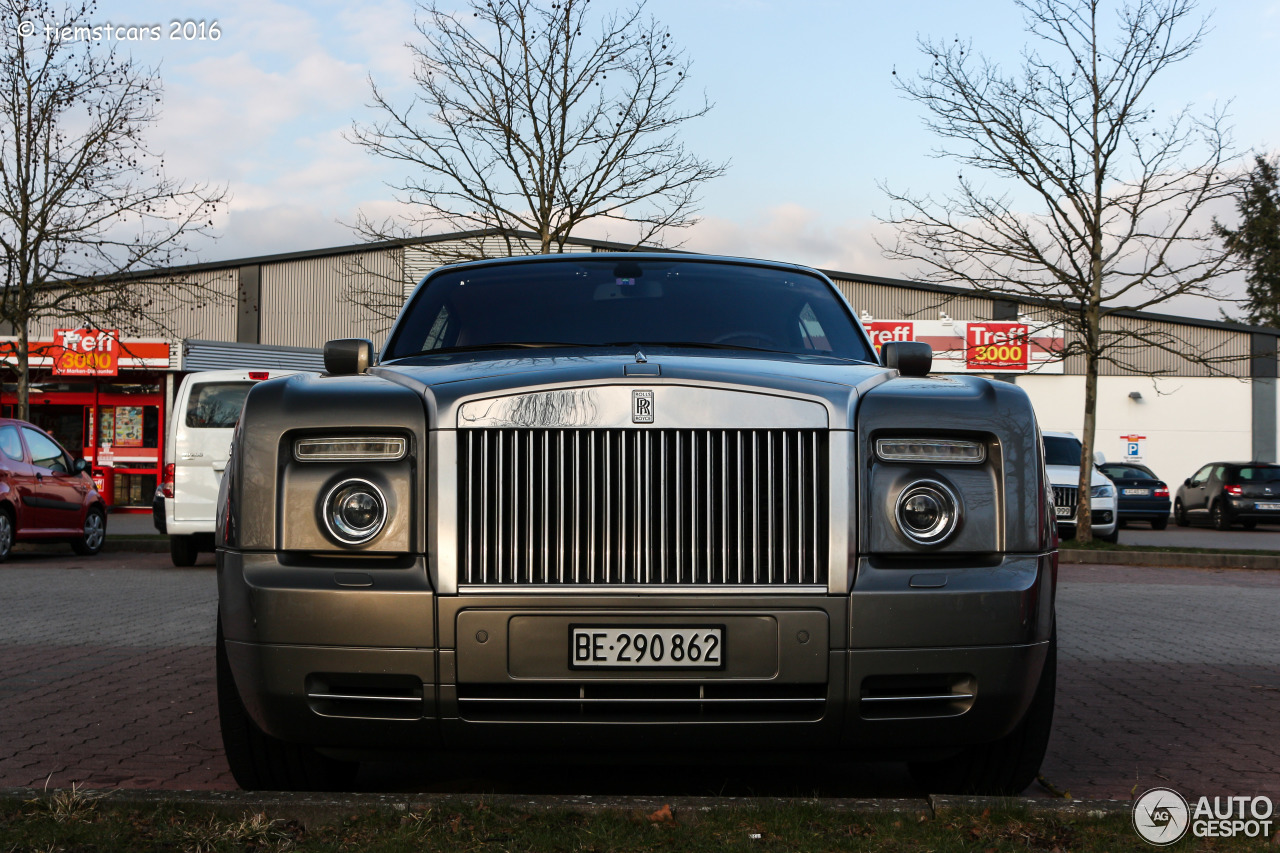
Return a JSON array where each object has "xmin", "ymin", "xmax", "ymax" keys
[{"xmin": 186, "ymin": 382, "xmax": 255, "ymax": 429}]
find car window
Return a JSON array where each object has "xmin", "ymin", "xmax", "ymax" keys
[
  {"xmin": 1043, "ymin": 436, "xmax": 1082, "ymax": 467},
  {"xmin": 22, "ymin": 427, "xmax": 69, "ymax": 473},
  {"xmin": 385, "ymin": 258, "xmax": 876, "ymax": 362},
  {"xmin": 1103, "ymin": 465, "xmax": 1152, "ymax": 479},
  {"xmin": 186, "ymin": 382, "xmax": 255, "ymax": 428},
  {"xmin": 0, "ymin": 426, "xmax": 23, "ymax": 461},
  {"xmin": 1237, "ymin": 466, "xmax": 1280, "ymax": 482}
]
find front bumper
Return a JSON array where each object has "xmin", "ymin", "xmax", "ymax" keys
[{"xmin": 217, "ymin": 550, "xmax": 1054, "ymax": 758}]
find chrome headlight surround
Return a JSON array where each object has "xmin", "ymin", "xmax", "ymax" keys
[
  {"xmin": 322, "ymin": 478, "xmax": 388, "ymax": 545},
  {"xmin": 894, "ymin": 479, "xmax": 962, "ymax": 545}
]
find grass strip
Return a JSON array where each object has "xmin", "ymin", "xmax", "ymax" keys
[{"xmin": 2, "ymin": 794, "xmax": 1269, "ymax": 852}]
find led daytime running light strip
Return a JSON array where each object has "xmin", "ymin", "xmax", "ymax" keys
[
  {"xmin": 295, "ymin": 436, "xmax": 406, "ymax": 462},
  {"xmin": 875, "ymin": 438, "xmax": 985, "ymax": 464}
]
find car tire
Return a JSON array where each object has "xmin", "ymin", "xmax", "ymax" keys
[
  {"xmin": 1096, "ymin": 527, "xmax": 1119, "ymax": 544},
  {"xmin": 1174, "ymin": 500, "xmax": 1189, "ymax": 527},
  {"xmin": 1116, "ymin": 519, "xmax": 1127, "ymax": 529},
  {"xmin": 217, "ymin": 618, "xmax": 357, "ymax": 791},
  {"xmin": 0, "ymin": 507, "xmax": 13, "ymax": 563},
  {"xmin": 70, "ymin": 507, "xmax": 106, "ymax": 556},
  {"xmin": 1152, "ymin": 516, "xmax": 1169, "ymax": 531},
  {"xmin": 170, "ymin": 534, "xmax": 199, "ymax": 567},
  {"xmin": 908, "ymin": 625, "xmax": 1056, "ymax": 796},
  {"xmin": 1211, "ymin": 502, "xmax": 1231, "ymax": 531},
  {"xmin": 1242, "ymin": 521, "xmax": 1257, "ymax": 530}
]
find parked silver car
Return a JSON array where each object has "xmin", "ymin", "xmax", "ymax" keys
[{"xmin": 216, "ymin": 254, "xmax": 1058, "ymax": 794}]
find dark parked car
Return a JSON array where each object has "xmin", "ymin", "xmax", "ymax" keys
[
  {"xmin": 0, "ymin": 418, "xmax": 107, "ymax": 560},
  {"xmin": 1175, "ymin": 461, "xmax": 1280, "ymax": 530},
  {"xmin": 1098, "ymin": 462, "xmax": 1171, "ymax": 529},
  {"xmin": 216, "ymin": 254, "xmax": 1058, "ymax": 796}
]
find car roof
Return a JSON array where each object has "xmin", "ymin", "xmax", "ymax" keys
[{"xmin": 1042, "ymin": 431, "xmax": 1078, "ymax": 439}]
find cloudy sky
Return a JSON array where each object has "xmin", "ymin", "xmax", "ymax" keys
[{"xmin": 24, "ymin": 0, "xmax": 1280, "ymax": 320}]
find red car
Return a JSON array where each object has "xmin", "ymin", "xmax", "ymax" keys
[{"xmin": 0, "ymin": 418, "xmax": 107, "ymax": 561}]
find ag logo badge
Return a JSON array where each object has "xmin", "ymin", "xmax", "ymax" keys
[{"xmin": 1132, "ymin": 787, "xmax": 1190, "ymax": 845}]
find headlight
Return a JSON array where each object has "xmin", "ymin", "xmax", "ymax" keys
[
  {"xmin": 894, "ymin": 479, "xmax": 961, "ymax": 545},
  {"xmin": 323, "ymin": 478, "xmax": 388, "ymax": 544},
  {"xmin": 1091, "ymin": 483, "xmax": 1115, "ymax": 498},
  {"xmin": 875, "ymin": 438, "xmax": 985, "ymax": 464}
]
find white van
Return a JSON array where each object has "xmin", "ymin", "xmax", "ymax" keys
[{"xmin": 154, "ymin": 369, "xmax": 300, "ymax": 565}]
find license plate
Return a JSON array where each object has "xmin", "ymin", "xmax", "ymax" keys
[
  {"xmin": 570, "ymin": 626, "xmax": 725, "ymax": 669},
  {"xmin": 1256, "ymin": 502, "xmax": 1280, "ymax": 511},
  {"xmin": 1055, "ymin": 505, "xmax": 1072, "ymax": 517},
  {"xmin": 1123, "ymin": 488, "xmax": 1150, "ymax": 496}
]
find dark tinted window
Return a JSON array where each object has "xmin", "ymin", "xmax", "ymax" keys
[
  {"xmin": 0, "ymin": 426, "xmax": 22, "ymax": 461},
  {"xmin": 1102, "ymin": 464, "xmax": 1157, "ymax": 480},
  {"xmin": 1043, "ymin": 436, "xmax": 1082, "ymax": 467},
  {"xmin": 1234, "ymin": 466, "xmax": 1280, "ymax": 482},
  {"xmin": 22, "ymin": 427, "xmax": 68, "ymax": 472},
  {"xmin": 186, "ymin": 382, "xmax": 255, "ymax": 428},
  {"xmin": 385, "ymin": 258, "xmax": 875, "ymax": 361}
]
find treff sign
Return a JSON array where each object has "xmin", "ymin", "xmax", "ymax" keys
[
  {"xmin": 53, "ymin": 329, "xmax": 120, "ymax": 377},
  {"xmin": 965, "ymin": 322, "xmax": 1030, "ymax": 371}
]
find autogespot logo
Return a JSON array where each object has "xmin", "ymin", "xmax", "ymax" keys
[{"xmin": 1133, "ymin": 787, "xmax": 1190, "ymax": 845}]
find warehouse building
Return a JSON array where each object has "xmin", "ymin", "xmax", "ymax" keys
[{"xmin": 0, "ymin": 229, "xmax": 1272, "ymax": 510}]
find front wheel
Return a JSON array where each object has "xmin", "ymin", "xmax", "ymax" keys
[
  {"xmin": 1152, "ymin": 516, "xmax": 1169, "ymax": 531},
  {"xmin": 70, "ymin": 507, "xmax": 106, "ymax": 556},
  {"xmin": 217, "ymin": 618, "xmax": 357, "ymax": 791},
  {"xmin": 909, "ymin": 627, "xmax": 1056, "ymax": 795},
  {"xmin": 1174, "ymin": 500, "xmax": 1189, "ymax": 527},
  {"xmin": 1211, "ymin": 502, "xmax": 1231, "ymax": 531},
  {"xmin": 0, "ymin": 508, "xmax": 13, "ymax": 562}
]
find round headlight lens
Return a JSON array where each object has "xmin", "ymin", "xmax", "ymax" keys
[
  {"xmin": 324, "ymin": 479, "xmax": 387, "ymax": 544},
  {"xmin": 895, "ymin": 480, "xmax": 960, "ymax": 545}
]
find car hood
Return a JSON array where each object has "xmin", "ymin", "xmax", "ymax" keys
[
  {"xmin": 372, "ymin": 349, "xmax": 897, "ymax": 430},
  {"xmin": 1046, "ymin": 463, "xmax": 1111, "ymax": 489}
]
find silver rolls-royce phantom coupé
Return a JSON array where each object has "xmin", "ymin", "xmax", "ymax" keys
[{"xmin": 215, "ymin": 253, "xmax": 1058, "ymax": 794}]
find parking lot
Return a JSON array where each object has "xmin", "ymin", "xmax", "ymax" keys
[{"xmin": 1, "ymin": 549, "xmax": 1277, "ymax": 800}]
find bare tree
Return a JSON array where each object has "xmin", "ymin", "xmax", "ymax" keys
[
  {"xmin": 347, "ymin": 0, "xmax": 725, "ymax": 258},
  {"xmin": 879, "ymin": 0, "xmax": 1241, "ymax": 543},
  {"xmin": 0, "ymin": 0, "xmax": 228, "ymax": 420}
]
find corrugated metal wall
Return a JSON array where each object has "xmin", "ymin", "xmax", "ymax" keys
[
  {"xmin": 833, "ymin": 278, "xmax": 998, "ymax": 322},
  {"xmin": 404, "ymin": 236, "xmax": 543, "ymax": 298},
  {"xmin": 1016, "ymin": 305, "xmax": 1251, "ymax": 378},
  {"xmin": 27, "ymin": 268, "xmax": 238, "ymax": 341},
  {"xmin": 181, "ymin": 339, "xmax": 325, "ymax": 372},
  {"xmin": 261, "ymin": 249, "xmax": 405, "ymax": 348}
]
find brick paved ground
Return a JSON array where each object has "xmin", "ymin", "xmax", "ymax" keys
[{"xmin": 1, "ymin": 552, "xmax": 1277, "ymax": 799}]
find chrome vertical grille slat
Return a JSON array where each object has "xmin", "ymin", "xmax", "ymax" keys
[{"xmin": 458, "ymin": 428, "xmax": 828, "ymax": 588}]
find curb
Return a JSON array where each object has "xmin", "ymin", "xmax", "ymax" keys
[
  {"xmin": 1059, "ymin": 548, "xmax": 1280, "ymax": 570},
  {"xmin": 0, "ymin": 787, "xmax": 1133, "ymax": 824},
  {"xmin": 13, "ymin": 537, "xmax": 169, "ymax": 555}
]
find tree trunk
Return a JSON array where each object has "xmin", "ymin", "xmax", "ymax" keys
[
  {"xmin": 1076, "ymin": 349, "xmax": 1099, "ymax": 544},
  {"xmin": 16, "ymin": 323, "xmax": 30, "ymax": 423}
]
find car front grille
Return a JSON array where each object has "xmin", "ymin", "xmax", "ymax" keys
[
  {"xmin": 1053, "ymin": 485, "xmax": 1078, "ymax": 520},
  {"xmin": 458, "ymin": 428, "xmax": 828, "ymax": 588}
]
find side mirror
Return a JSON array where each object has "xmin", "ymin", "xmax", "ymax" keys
[
  {"xmin": 73, "ymin": 459, "xmax": 89, "ymax": 474},
  {"xmin": 1094, "ymin": 451, "xmax": 1106, "ymax": 465},
  {"xmin": 324, "ymin": 339, "xmax": 375, "ymax": 375},
  {"xmin": 1184, "ymin": 478, "xmax": 1192, "ymax": 487},
  {"xmin": 881, "ymin": 341, "xmax": 932, "ymax": 377}
]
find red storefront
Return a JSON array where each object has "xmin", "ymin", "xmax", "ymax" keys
[{"xmin": 0, "ymin": 333, "xmax": 171, "ymax": 511}]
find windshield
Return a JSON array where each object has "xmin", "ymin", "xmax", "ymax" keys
[
  {"xmin": 383, "ymin": 257, "xmax": 876, "ymax": 362},
  {"xmin": 1043, "ymin": 435, "xmax": 1082, "ymax": 467}
]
